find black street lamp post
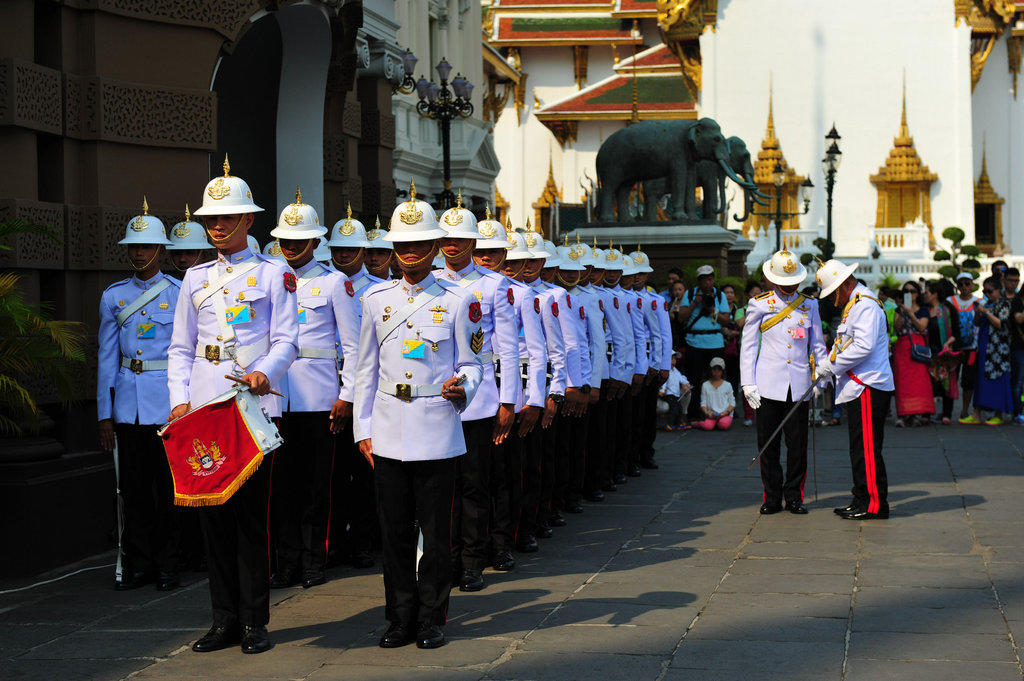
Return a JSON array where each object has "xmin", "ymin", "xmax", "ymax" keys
[
  {"xmin": 748, "ymin": 161, "xmax": 813, "ymax": 252},
  {"xmin": 821, "ymin": 124, "xmax": 842, "ymax": 260},
  {"xmin": 413, "ymin": 58, "xmax": 474, "ymax": 209}
]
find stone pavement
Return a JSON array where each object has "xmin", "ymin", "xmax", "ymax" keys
[{"xmin": 2, "ymin": 420, "xmax": 1022, "ymax": 681}]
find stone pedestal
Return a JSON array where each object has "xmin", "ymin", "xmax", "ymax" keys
[{"xmin": 566, "ymin": 223, "xmax": 754, "ymax": 281}]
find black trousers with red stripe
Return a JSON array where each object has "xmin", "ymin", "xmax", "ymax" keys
[
  {"xmin": 756, "ymin": 395, "xmax": 809, "ymax": 505},
  {"xmin": 272, "ymin": 411, "xmax": 334, "ymax": 578},
  {"xmin": 374, "ymin": 456, "xmax": 456, "ymax": 628},
  {"xmin": 583, "ymin": 394, "xmax": 608, "ymax": 494},
  {"xmin": 452, "ymin": 417, "xmax": 495, "ymax": 572},
  {"xmin": 490, "ymin": 424, "xmax": 522, "ymax": 554},
  {"xmin": 517, "ymin": 424, "xmax": 543, "ymax": 538},
  {"xmin": 846, "ymin": 386, "xmax": 891, "ymax": 514}
]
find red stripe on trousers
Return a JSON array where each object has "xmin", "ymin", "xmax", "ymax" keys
[{"xmin": 860, "ymin": 388, "xmax": 880, "ymax": 514}]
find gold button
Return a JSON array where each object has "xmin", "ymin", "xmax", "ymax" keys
[
  {"xmin": 787, "ymin": 344, "xmax": 792, "ymax": 348},
  {"xmin": 216, "ymin": 334, "xmax": 223, "ymax": 341},
  {"xmin": 140, "ymin": 310, "xmax": 146, "ymax": 315},
  {"xmin": 136, "ymin": 349, "xmax": 143, "ymax": 356},
  {"xmin": 238, "ymin": 292, "xmax": 245, "ymax": 301},
  {"xmin": 408, "ymin": 297, "xmax": 414, "ymax": 303},
  {"xmin": 405, "ymin": 371, "xmax": 413, "ymax": 379},
  {"xmin": 213, "ymin": 360, "xmax": 220, "ymax": 366},
  {"xmin": 407, "ymin": 322, "xmax": 413, "ymax": 329},
  {"xmin": 226, "ymin": 266, "xmax": 233, "ymax": 273},
  {"xmin": 202, "ymin": 282, "xmax": 209, "ymax": 288},
  {"xmin": 223, "ymin": 288, "xmax": 229, "ymax": 295},
  {"xmin": 786, "ymin": 359, "xmax": 791, "ymax": 364}
]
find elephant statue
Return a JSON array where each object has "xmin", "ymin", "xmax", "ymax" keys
[{"xmin": 595, "ymin": 118, "xmax": 757, "ymax": 222}]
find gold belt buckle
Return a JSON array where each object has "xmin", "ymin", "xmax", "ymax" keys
[
  {"xmin": 205, "ymin": 345, "xmax": 220, "ymax": 361},
  {"xmin": 395, "ymin": 383, "xmax": 412, "ymax": 402},
  {"xmin": 130, "ymin": 358, "xmax": 144, "ymax": 374}
]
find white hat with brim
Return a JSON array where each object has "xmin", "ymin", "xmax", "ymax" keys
[
  {"xmin": 269, "ymin": 200, "xmax": 327, "ymax": 240},
  {"xmin": 166, "ymin": 219, "xmax": 214, "ymax": 250},
  {"xmin": 327, "ymin": 209, "xmax": 372, "ymax": 248},
  {"xmin": 520, "ymin": 229, "xmax": 549, "ymax": 260},
  {"xmin": 816, "ymin": 259, "xmax": 858, "ymax": 298},
  {"xmin": 505, "ymin": 232, "xmax": 534, "ymax": 261},
  {"xmin": 476, "ymin": 219, "xmax": 516, "ymax": 249},
  {"xmin": 696, "ymin": 265, "xmax": 714, "ymax": 277},
  {"xmin": 556, "ymin": 245, "xmax": 584, "ymax": 271},
  {"xmin": 709, "ymin": 357, "xmax": 726, "ymax": 370},
  {"xmin": 542, "ymin": 240, "xmax": 562, "ymax": 268},
  {"xmin": 193, "ymin": 158, "xmax": 263, "ymax": 215},
  {"xmin": 762, "ymin": 249, "xmax": 808, "ymax": 286},
  {"xmin": 263, "ymin": 240, "xmax": 286, "ymax": 261},
  {"xmin": 314, "ymin": 237, "xmax": 331, "ymax": 262},
  {"xmin": 628, "ymin": 251, "xmax": 654, "ymax": 273},
  {"xmin": 576, "ymin": 243, "xmax": 598, "ymax": 267},
  {"xmin": 365, "ymin": 221, "xmax": 394, "ymax": 251},
  {"xmin": 621, "ymin": 255, "xmax": 639, "ymax": 276},
  {"xmin": 385, "ymin": 198, "xmax": 446, "ymax": 242},
  {"xmin": 439, "ymin": 207, "xmax": 480, "ymax": 240},
  {"xmin": 118, "ymin": 214, "xmax": 172, "ymax": 246},
  {"xmin": 590, "ymin": 248, "xmax": 606, "ymax": 269},
  {"xmin": 955, "ymin": 271, "xmax": 974, "ymax": 281},
  {"xmin": 603, "ymin": 247, "xmax": 625, "ymax": 271}
]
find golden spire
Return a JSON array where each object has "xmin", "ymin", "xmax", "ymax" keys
[
  {"xmin": 637, "ymin": 242, "xmax": 642, "ymax": 253},
  {"xmin": 222, "ymin": 154, "xmax": 231, "ymax": 177},
  {"xmin": 409, "ymin": 178, "xmax": 417, "ymax": 202},
  {"xmin": 184, "ymin": 203, "xmax": 191, "ymax": 222},
  {"xmin": 576, "ymin": 233, "xmax": 581, "ymax": 245},
  {"xmin": 506, "ymin": 216, "xmax": 512, "ymax": 230},
  {"xmin": 593, "ymin": 235, "xmax": 598, "ymax": 248},
  {"xmin": 456, "ymin": 189, "xmax": 463, "ymax": 208},
  {"xmin": 563, "ymin": 234, "xmax": 568, "ymax": 246},
  {"xmin": 141, "ymin": 195, "xmax": 149, "ymax": 215},
  {"xmin": 294, "ymin": 186, "xmax": 303, "ymax": 204},
  {"xmin": 485, "ymin": 205, "xmax": 492, "ymax": 220},
  {"xmin": 608, "ymin": 238, "xmax": 613, "ymax": 250},
  {"xmin": 374, "ymin": 215, "xmax": 381, "ymax": 229},
  {"xmin": 526, "ymin": 217, "xmax": 532, "ymax": 231},
  {"xmin": 897, "ymin": 70, "xmax": 911, "ymax": 143},
  {"xmin": 765, "ymin": 74, "xmax": 777, "ymax": 147},
  {"xmin": 346, "ymin": 202, "xmax": 352, "ymax": 219}
]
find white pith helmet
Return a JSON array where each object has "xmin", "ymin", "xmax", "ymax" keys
[
  {"xmin": 476, "ymin": 206, "xmax": 515, "ymax": 249},
  {"xmin": 438, "ymin": 191, "xmax": 479, "ymax": 240},
  {"xmin": 628, "ymin": 247, "xmax": 654, "ymax": 274},
  {"xmin": 365, "ymin": 216, "xmax": 393, "ymax": 251},
  {"xmin": 269, "ymin": 187, "xmax": 326, "ymax": 240},
  {"xmin": 118, "ymin": 196, "xmax": 172, "ymax": 246},
  {"xmin": 603, "ymin": 242, "xmax": 625, "ymax": 272},
  {"xmin": 166, "ymin": 204, "xmax": 214, "ymax": 250},
  {"xmin": 762, "ymin": 248, "xmax": 808, "ymax": 287},
  {"xmin": 505, "ymin": 231, "xmax": 534, "ymax": 261},
  {"xmin": 385, "ymin": 180, "xmax": 445, "ymax": 242},
  {"xmin": 263, "ymin": 240, "xmax": 285, "ymax": 261},
  {"xmin": 193, "ymin": 154, "xmax": 263, "ymax": 216},
  {"xmin": 326, "ymin": 203, "xmax": 371, "ymax": 248},
  {"xmin": 816, "ymin": 258, "xmax": 858, "ymax": 298}
]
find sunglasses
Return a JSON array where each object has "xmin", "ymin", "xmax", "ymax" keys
[{"xmin": 983, "ymin": 288, "xmax": 996, "ymax": 294}]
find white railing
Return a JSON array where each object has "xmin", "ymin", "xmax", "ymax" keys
[{"xmin": 868, "ymin": 218, "xmax": 931, "ymax": 259}]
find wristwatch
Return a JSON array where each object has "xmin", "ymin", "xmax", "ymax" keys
[
  {"xmin": 550, "ymin": 393, "xmax": 565, "ymax": 406},
  {"xmin": 580, "ymin": 384, "xmax": 591, "ymax": 395}
]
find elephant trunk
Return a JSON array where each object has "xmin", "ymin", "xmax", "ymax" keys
[{"xmin": 719, "ymin": 158, "xmax": 757, "ymax": 190}]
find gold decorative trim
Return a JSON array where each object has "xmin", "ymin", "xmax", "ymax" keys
[
  {"xmin": 532, "ymin": 155, "xmax": 563, "ymax": 236},
  {"xmin": 657, "ymin": 0, "xmax": 717, "ymax": 102},
  {"xmin": 974, "ymin": 141, "xmax": 1005, "ymax": 252},
  {"xmin": 494, "ymin": 185, "xmax": 511, "ymax": 226},
  {"xmin": 573, "ymin": 45, "xmax": 589, "ymax": 89},
  {"xmin": 514, "ymin": 66, "xmax": 529, "ymax": 125}
]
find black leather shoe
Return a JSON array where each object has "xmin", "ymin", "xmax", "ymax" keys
[
  {"xmin": 241, "ymin": 625, "xmax": 270, "ymax": 654},
  {"xmin": 379, "ymin": 622, "xmax": 414, "ymax": 648},
  {"xmin": 536, "ymin": 525, "xmax": 554, "ymax": 539},
  {"xmin": 833, "ymin": 503, "xmax": 859, "ymax": 515},
  {"xmin": 350, "ymin": 551, "xmax": 375, "ymax": 569},
  {"xmin": 613, "ymin": 474, "xmax": 629, "ymax": 485},
  {"xmin": 602, "ymin": 482, "xmax": 618, "ymax": 492},
  {"xmin": 192, "ymin": 624, "xmax": 240, "ymax": 653},
  {"xmin": 459, "ymin": 568, "xmax": 485, "ymax": 592},
  {"xmin": 840, "ymin": 508, "xmax": 889, "ymax": 520},
  {"xmin": 639, "ymin": 459, "xmax": 659, "ymax": 470},
  {"xmin": 416, "ymin": 624, "xmax": 446, "ymax": 649},
  {"xmin": 156, "ymin": 572, "xmax": 180, "ymax": 591},
  {"xmin": 627, "ymin": 464, "xmax": 642, "ymax": 477},
  {"xmin": 563, "ymin": 502, "xmax": 584, "ymax": 514},
  {"xmin": 548, "ymin": 512, "xmax": 567, "ymax": 527},
  {"xmin": 786, "ymin": 501, "xmax": 809, "ymax": 515},
  {"xmin": 759, "ymin": 502, "xmax": 783, "ymax": 515},
  {"xmin": 269, "ymin": 570, "xmax": 300, "ymax": 589},
  {"xmin": 493, "ymin": 550, "xmax": 516, "ymax": 571},
  {"xmin": 516, "ymin": 535, "xmax": 538, "ymax": 553},
  {"xmin": 115, "ymin": 570, "xmax": 154, "ymax": 591},
  {"xmin": 583, "ymin": 490, "xmax": 605, "ymax": 502},
  {"xmin": 302, "ymin": 572, "xmax": 326, "ymax": 589}
]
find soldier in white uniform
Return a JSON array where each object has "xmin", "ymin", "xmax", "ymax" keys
[
  {"xmin": 741, "ymin": 250, "xmax": 830, "ymax": 515},
  {"xmin": 619, "ymin": 254, "xmax": 651, "ymax": 478},
  {"xmin": 167, "ymin": 156, "xmax": 299, "ymax": 655},
  {"xmin": 817, "ymin": 259, "xmax": 894, "ymax": 520},
  {"xmin": 353, "ymin": 185, "xmax": 484, "ymax": 650},
  {"xmin": 166, "ymin": 204, "xmax": 214, "ymax": 275},
  {"xmin": 268, "ymin": 189, "xmax": 360, "ymax": 590},
  {"xmin": 574, "ymin": 240, "xmax": 610, "ymax": 501},
  {"xmin": 364, "ymin": 216, "xmax": 396, "ymax": 280},
  {"xmin": 324, "ymin": 205, "xmax": 379, "ymax": 569},
  {"xmin": 437, "ymin": 196, "xmax": 520, "ymax": 592},
  {"xmin": 97, "ymin": 198, "xmax": 181, "ymax": 592},
  {"xmin": 630, "ymin": 248, "xmax": 672, "ymax": 470},
  {"xmin": 493, "ymin": 226, "xmax": 549, "ymax": 569}
]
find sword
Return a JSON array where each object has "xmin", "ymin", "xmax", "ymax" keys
[
  {"xmin": 811, "ymin": 389, "xmax": 818, "ymax": 502},
  {"xmin": 746, "ymin": 381, "xmax": 817, "ymax": 470},
  {"xmin": 112, "ymin": 436, "xmax": 125, "ymax": 584}
]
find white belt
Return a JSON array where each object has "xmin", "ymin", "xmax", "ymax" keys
[
  {"xmin": 195, "ymin": 335, "xmax": 270, "ymax": 369},
  {"xmin": 378, "ymin": 380, "xmax": 445, "ymax": 401},
  {"xmin": 297, "ymin": 347, "xmax": 336, "ymax": 359},
  {"xmin": 120, "ymin": 357, "xmax": 168, "ymax": 373}
]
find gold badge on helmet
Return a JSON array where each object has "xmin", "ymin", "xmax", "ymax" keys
[
  {"xmin": 398, "ymin": 179, "xmax": 423, "ymax": 225},
  {"xmin": 479, "ymin": 222, "xmax": 497, "ymax": 238},
  {"xmin": 340, "ymin": 203, "xmax": 356, "ymax": 236},
  {"xmin": 444, "ymin": 190, "xmax": 464, "ymax": 226},
  {"xmin": 782, "ymin": 259, "xmax": 797, "ymax": 274}
]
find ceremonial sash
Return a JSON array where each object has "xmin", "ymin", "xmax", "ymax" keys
[
  {"xmin": 377, "ymin": 283, "xmax": 445, "ymax": 348},
  {"xmin": 295, "ymin": 263, "xmax": 327, "ymax": 295},
  {"xmin": 451, "ymin": 268, "xmax": 483, "ymax": 289},
  {"xmin": 116, "ymin": 278, "xmax": 171, "ymax": 327},
  {"xmin": 759, "ymin": 293, "xmax": 806, "ymax": 334},
  {"xmin": 191, "ymin": 257, "xmax": 260, "ymax": 310}
]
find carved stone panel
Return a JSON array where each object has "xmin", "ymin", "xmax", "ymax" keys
[
  {"xmin": 66, "ymin": 205, "xmax": 104, "ymax": 270},
  {"xmin": 361, "ymin": 110, "xmax": 395, "ymax": 149},
  {"xmin": 0, "ymin": 200, "xmax": 66, "ymax": 270},
  {"xmin": 323, "ymin": 134, "xmax": 348, "ymax": 182},
  {"xmin": 65, "ymin": 0, "xmax": 267, "ymax": 42},
  {"xmin": 0, "ymin": 58, "xmax": 63, "ymax": 135},
  {"xmin": 342, "ymin": 99, "xmax": 362, "ymax": 138}
]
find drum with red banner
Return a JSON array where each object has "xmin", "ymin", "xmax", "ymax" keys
[{"xmin": 158, "ymin": 387, "xmax": 283, "ymax": 506}]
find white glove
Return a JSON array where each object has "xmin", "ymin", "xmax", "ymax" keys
[
  {"xmin": 813, "ymin": 364, "xmax": 835, "ymax": 384},
  {"xmin": 742, "ymin": 385, "xmax": 761, "ymax": 410}
]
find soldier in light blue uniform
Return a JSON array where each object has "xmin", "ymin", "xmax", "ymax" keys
[
  {"xmin": 97, "ymin": 197, "xmax": 181, "ymax": 592},
  {"xmin": 630, "ymin": 248, "xmax": 671, "ymax": 469},
  {"xmin": 438, "ymin": 197, "xmax": 520, "ymax": 593},
  {"xmin": 574, "ymin": 240, "xmax": 611, "ymax": 501},
  {"xmin": 353, "ymin": 184, "xmax": 484, "ymax": 651},
  {"xmin": 619, "ymin": 254, "xmax": 651, "ymax": 477},
  {"xmin": 166, "ymin": 203, "xmax": 214, "ymax": 275},
  {"xmin": 741, "ymin": 250, "xmax": 829, "ymax": 515},
  {"xmin": 268, "ymin": 189, "xmax": 360, "ymax": 590}
]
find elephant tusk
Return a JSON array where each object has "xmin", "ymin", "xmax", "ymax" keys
[
  {"xmin": 719, "ymin": 159, "xmax": 757, "ymax": 191},
  {"xmin": 753, "ymin": 195, "xmax": 770, "ymax": 206},
  {"xmin": 753, "ymin": 189, "xmax": 772, "ymax": 200}
]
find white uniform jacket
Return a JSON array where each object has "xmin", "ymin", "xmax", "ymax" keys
[
  {"xmin": 652, "ymin": 292, "xmax": 674, "ymax": 370},
  {"xmin": 338, "ymin": 266, "xmax": 383, "ymax": 402},
  {"xmin": 352, "ymin": 274, "xmax": 484, "ymax": 461},
  {"xmin": 638, "ymin": 288, "xmax": 666, "ymax": 371},
  {"xmin": 827, "ymin": 283, "xmax": 895, "ymax": 404},
  {"xmin": 441, "ymin": 264, "xmax": 521, "ymax": 420},
  {"xmin": 280, "ymin": 260, "xmax": 360, "ymax": 412},
  {"xmin": 598, "ymin": 285, "xmax": 636, "ymax": 382},
  {"xmin": 576, "ymin": 285, "xmax": 608, "ymax": 381},
  {"xmin": 510, "ymin": 279, "xmax": 549, "ymax": 410},
  {"xmin": 167, "ymin": 250, "xmax": 299, "ymax": 418},
  {"xmin": 530, "ymin": 282, "xmax": 569, "ymax": 395},
  {"xmin": 740, "ymin": 290, "xmax": 829, "ymax": 402},
  {"xmin": 97, "ymin": 272, "xmax": 180, "ymax": 425},
  {"xmin": 627, "ymin": 289, "xmax": 650, "ymax": 374},
  {"xmin": 563, "ymin": 288, "xmax": 593, "ymax": 387}
]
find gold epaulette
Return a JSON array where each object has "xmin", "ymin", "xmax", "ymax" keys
[{"xmin": 754, "ymin": 291, "xmax": 773, "ymax": 300}]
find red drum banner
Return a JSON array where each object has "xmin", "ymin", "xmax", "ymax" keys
[{"xmin": 159, "ymin": 388, "xmax": 283, "ymax": 506}]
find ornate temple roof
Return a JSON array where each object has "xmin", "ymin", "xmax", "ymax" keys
[
  {"xmin": 869, "ymin": 84, "xmax": 937, "ymax": 186},
  {"xmin": 488, "ymin": 13, "xmax": 642, "ymax": 46},
  {"xmin": 611, "ymin": 0, "xmax": 659, "ymax": 18},
  {"xmin": 753, "ymin": 83, "xmax": 804, "ymax": 187},
  {"xmin": 535, "ymin": 68, "xmax": 695, "ymax": 121},
  {"xmin": 613, "ymin": 43, "xmax": 680, "ymax": 73}
]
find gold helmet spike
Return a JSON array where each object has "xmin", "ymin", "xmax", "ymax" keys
[
  {"xmin": 576, "ymin": 233, "xmax": 581, "ymax": 245},
  {"xmin": 346, "ymin": 202, "xmax": 352, "ymax": 219},
  {"xmin": 294, "ymin": 186, "xmax": 303, "ymax": 204},
  {"xmin": 485, "ymin": 205, "xmax": 492, "ymax": 220},
  {"xmin": 184, "ymin": 203, "xmax": 191, "ymax": 222},
  {"xmin": 593, "ymin": 235, "xmax": 598, "ymax": 248},
  {"xmin": 813, "ymin": 255, "xmax": 825, "ymax": 267},
  {"xmin": 506, "ymin": 216, "xmax": 512, "ymax": 230},
  {"xmin": 222, "ymin": 154, "xmax": 230, "ymax": 177},
  {"xmin": 409, "ymin": 179, "xmax": 417, "ymax": 202},
  {"xmin": 608, "ymin": 238, "xmax": 613, "ymax": 250},
  {"xmin": 456, "ymin": 189, "xmax": 463, "ymax": 208},
  {"xmin": 374, "ymin": 215, "xmax": 381, "ymax": 229},
  {"xmin": 563, "ymin": 234, "xmax": 568, "ymax": 247},
  {"xmin": 526, "ymin": 217, "xmax": 532, "ymax": 232},
  {"xmin": 141, "ymin": 195, "xmax": 149, "ymax": 215}
]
